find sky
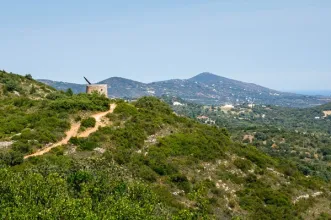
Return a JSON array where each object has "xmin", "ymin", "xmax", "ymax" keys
[{"xmin": 0, "ymin": 0, "xmax": 330, "ymax": 91}]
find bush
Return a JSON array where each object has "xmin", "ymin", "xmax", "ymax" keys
[
  {"xmin": 25, "ymin": 74, "xmax": 33, "ymax": 80},
  {"xmin": 234, "ymin": 158, "xmax": 252, "ymax": 172},
  {"xmin": 81, "ymin": 117, "xmax": 96, "ymax": 128},
  {"xmin": 69, "ymin": 137, "xmax": 99, "ymax": 151},
  {"xmin": 113, "ymin": 102, "xmax": 138, "ymax": 119},
  {"xmin": 74, "ymin": 115, "xmax": 82, "ymax": 122},
  {"xmin": 138, "ymin": 165, "xmax": 158, "ymax": 182},
  {"xmin": 0, "ymin": 150, "xmax": 24, "ymax": 166},
  {"xmin": 135, "ymin": 97, "xmax": 172, "ymax": 114},
  {"xmin": 170, "ymin": 174, "xmax": 191, "ymax": 193}
]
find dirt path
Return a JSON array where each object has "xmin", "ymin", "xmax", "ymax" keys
[
  {"xmin": 24, "ymin": 103, "xmax": 116, "ymax": 159},
  {"xmin": 78, "ymin": 104, "xmax": 116, "ymax": 138}
]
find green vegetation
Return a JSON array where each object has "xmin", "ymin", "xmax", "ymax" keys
[
  {"xmin": 165, "ymin": 96, "xmax": 331, "ymax": 182},
  {"xmin": 60, "ymin": 97, "xmax": 331, "ymax": 219},
  {"xmin": 1, "ymin": 72, "xmax": 331, "ymax": 219},
  {"xmin": 81, "ymin": 117, "xmax": 96, "ymax": 128},
  {"xmin": 0, "ymin": 70, "xmax": 55, "ymax": 97}
]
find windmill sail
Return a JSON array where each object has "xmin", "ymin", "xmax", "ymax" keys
[{"xmin": 84, "ymin": 77, "xmax": 92, "ymax": 85}]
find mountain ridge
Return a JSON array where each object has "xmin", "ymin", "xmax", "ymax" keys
[{"xmin": 39, "ymin": 72, "xmax": 331, "ymax": 107}]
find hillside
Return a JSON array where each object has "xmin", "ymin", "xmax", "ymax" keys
[
  {"xmin": 163, "ymin": 96, "xmax": 331, "ymax": 181},
  {"xmin": 1, "ymin": 72, "xmax": 330, "ymax": 218},
  {"xmin": 0, "ymin": 82, "xmax": 330, "ymax": 218},
  {"xmin": 38, "ymin": 72, "xmax": 331, "ymax": 108},
  {"xmin": 1, "ymin": 70, "xmax": 56, "ymax": 98}
]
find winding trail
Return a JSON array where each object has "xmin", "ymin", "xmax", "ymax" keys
[{"xmin": 24, "ymin": 104, "xmax": 116, "ymax": 159}]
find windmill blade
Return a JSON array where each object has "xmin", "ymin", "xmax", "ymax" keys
[{"xmin": 84, "ymin": 77, "xmax": 92, "ymax": 85}]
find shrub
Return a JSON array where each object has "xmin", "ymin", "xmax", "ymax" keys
[
  {"xmin": 74, "ymin": 116, "xmax": 82, "ymax": 122},
  {"xmin": 170, "ymin": 174, "xmax": 191, "ymax": 193},
  {"xmin": 0, "ymin": 150, "xmax": 24, "ymax": 166},
  {"xmin": 69, "ymin": 137, "xmax": 98, "ymax": 151},
  {"xmin": 234, "ymin": 158, "xmax": 252, "ymax": 172},
  {"xmin": 25, "ymin": 74, "xmax": 33, "ymax": 80},
  {"xmin": 81, "ymin": 117, "xmax": 96, "ymax": 128},
  {"xmin": 135, "ymin": 97, "xmax": 172, "ymax": 114},
  {"xmin": 113, "ymin": 102, "xmax": 138, "ymax": 119},
  {"xmin": 138, "ymin": 165, "xmax": 158, "ymax": 182}
]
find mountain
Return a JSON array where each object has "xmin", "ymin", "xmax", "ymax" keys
[
  {"xmin": 38, "ymin": 79, "xmax": 86, "ymax": 94},
  {"xmin": 38, "ymin": 72, "xmax": 331, "ymax": 108},
  {"xmin": 98, "ymin": 77, "xmax": 150, "ymax": 98}
]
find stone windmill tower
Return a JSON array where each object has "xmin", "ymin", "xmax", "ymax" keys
[{"xmin": 84, "ymin": 77, "xmax": 108, "ymax": 97}]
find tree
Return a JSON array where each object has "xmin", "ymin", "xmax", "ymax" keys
[
  {"xmin": 25, "ymin": 74, "xmax": 33, "ymax": 80},
  {"xmin": 66, "ymin": 88, "xmax": 73, "ymax": 96}
]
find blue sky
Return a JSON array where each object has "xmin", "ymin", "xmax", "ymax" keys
[{"xmin": 0, "ymin": 0, "xmax": 330, "ymax": 91}]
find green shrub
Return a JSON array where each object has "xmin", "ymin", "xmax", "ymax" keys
[
  {"xmin": 25, "ymin": 74, "xmax": 33, "ymax": 80},
  {"xmin": 138, "ymin": 165, "xmax": 158, "ymax": 182},
  {"xmin": 135, "ymin": 97, "xmax": 172, "ymax": 114},
  {"xmin": 113, "ymin": 102, "xmax": 138, "ymax": 119},
  {"xmin": 74, "ymin": 115, "xmax": 82, "ymax": 122},
  {"xmin": 0, "ymin": 150, "xmax": 24, "ymax": 166},
  {"xmin": 234, "ymin": 158, "xmax": 252, "ymax": 172},
  {"xmin": 69, "ymin": 137, "xmax": 98, "ymax": 151},
  {"xmin": 81, "ymin": 117, "xmax": 96, "ymax": 128},
  {"xmin": 170, "ymin": 174, "xmax": 191, "ymax": 193}
]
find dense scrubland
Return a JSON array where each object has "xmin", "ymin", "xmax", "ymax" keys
[{"xmin": 1, "ymin": 71, "xmax": 331, "ymax": 219}]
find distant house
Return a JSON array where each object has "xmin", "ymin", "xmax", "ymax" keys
[
  {"xmin": 197, "ymin": 115, "xmax": 209, "ymax": 120},
  {"xmin": 173, "ymin": 101, "xmax": 184, "ymax": 106}
]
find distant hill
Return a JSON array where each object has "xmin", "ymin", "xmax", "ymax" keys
[
  {"xmin": 38, "ymin": 79, "xmax": 85, "ymax": 94},
  {"xmin": 38, "ymin": 72, "xmax": 331, "ymax": 107}
]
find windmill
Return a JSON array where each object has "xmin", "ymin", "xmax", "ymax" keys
[{"xmin": 84, "ymin": 77, "xmax": 108, "ymax": 97}]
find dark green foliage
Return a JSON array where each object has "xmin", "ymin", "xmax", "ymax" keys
[
  {"xmin": 0, "ymin": 151, "xmax": 24, "ymax": 166},
  {"xmin": 170, "ymin": 174, "xmax": 191, "ymax": 193},
  {"xmin": 0, "ymin": 157, "xmax": 183, "ymax": 219},
  {"xmin": 65, "ymin": 88, "xmax": 74, "ymax": 96},
  {"xmin": 74, "ymin": 115, "xmax": 82, "ymax": 122},
  {"xmin": 135, "ymin": 96, "xmax": 172, "ymax": 115},
  {"xmin": 69, "ymin": 137, "xmax": 98, "ymax": 151},
  {"xmin": 81, "ymin": 117, "xmax": 96, "ymax": 128},
  {"xmin": 29, "ymin": 85, "xmax": 36, "ymax": 94},
  {"xmin": 234, "ymin": 158, "xmax": 252, "ymax": 172},
  {"xmin": 238, "ymin": 181, "xmax": 294, "ymax": 220},
  {"xmin": 4, "ymin": 80, "xmax": 20, "ymax": 92},
  {"xmin": 25, "ymin": 74, "xmax": 33, "ymax": 80},
  {"xmin": 49, "ymin": 93, "xmax": 109, "ymax": 112},
  {"xmin": 154, "ymin": 127, "xmax": 229, "ymax": 161},
  {"xmin": 114, "ymin": 102, "xmax": 138, "ymax": 119},
  {"xmin": 234, "ymin": 145, "xmax": 276, "ymax": 168},
  {"xmin": 137, "ymin": 165, "xmax": 158, "ymax": 182}
]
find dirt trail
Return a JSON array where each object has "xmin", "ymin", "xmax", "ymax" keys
[
  {"xmin": 78, "ymin": 104, "xmax": 116, "ymax": 138},
  {"xmin": 24, "ymin": 104, "xmax": 116, "ymax": 159}
]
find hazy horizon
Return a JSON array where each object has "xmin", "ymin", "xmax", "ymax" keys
[{"xmin": 1, "ymin": 0, "xmax": 330, "ymax": 91}]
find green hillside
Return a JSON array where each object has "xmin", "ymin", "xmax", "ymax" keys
[
  {"xmin": 0, "ymin": 70, "xmax": 56, "ymax": 98},
  {"xmin": 0, "ymin": 73, "xmax": 331, "ymax": 219}
]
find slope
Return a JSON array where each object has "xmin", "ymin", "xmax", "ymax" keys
[
  {"xmin": 1, "ymin": 70, "xmax": 56, "ymax": 98},
  {"xmin": 24, "ymin": 103, "xmax": 116, "ymax": 159},
  {"xmin": 1, "ymin": 96, "xmax": 330, "ymax": 219}
]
